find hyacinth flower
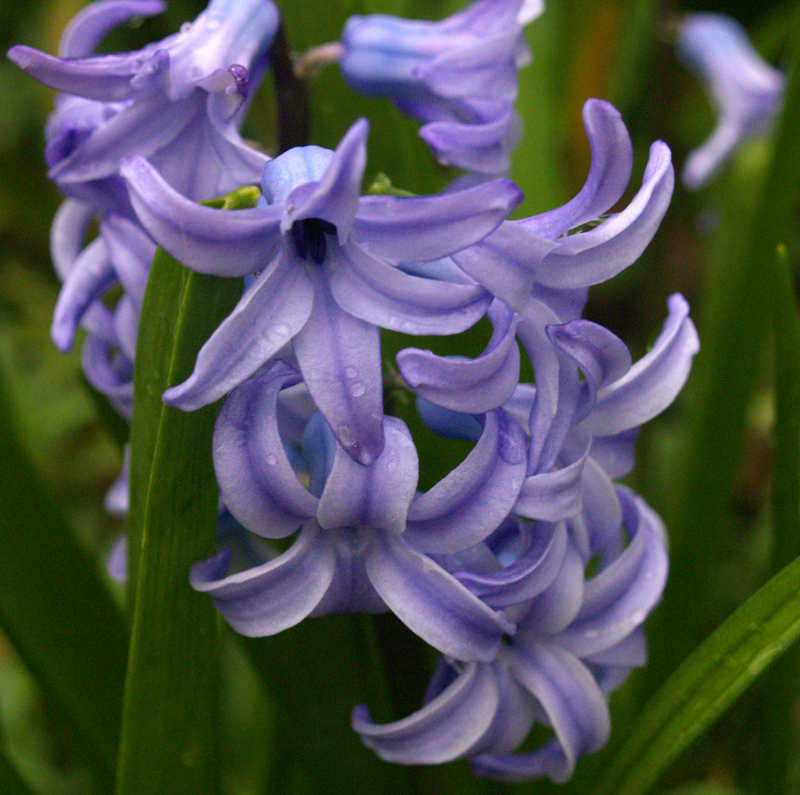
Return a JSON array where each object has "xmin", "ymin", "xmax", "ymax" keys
[
  {"xmin": 353, "ymin": 486, "xmax": 668, "ymax": 782},
  {"xmin": 676, "ymin": 13, "xmax": 785, "ymax": 190},
  {"xmin": 449, "ymin": 98, "xmax": 674, "ymax": 313},
  {"xmin": 120, "ymin": 118, "xmax": 523, "ymax": 463},
  {"xmin": 328, "ymin": 0, "xmax": 544, "ymax": 173},
  {"xmin": 9, "ymin": 0, "xmax": 280, "ymax": 417},
  {"xmin": 190, "ymin": 360, "xmax": 530, "ymax": 662},
  {"xmin": 8, "ymin": 0, "xmax": 277, "ymax": 211}
]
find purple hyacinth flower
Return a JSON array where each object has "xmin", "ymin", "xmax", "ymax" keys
[
  {"xmin": 8, "ymin": 0, "xmax": 277, "ymax": 211},
  {"xmin": 353, "ymin": 487, "xmax": 668, "ymax": 782},
  {"xmin": 190, "ymin": 360, "xmax": 528, "ymax": 661},
  {"xmin": 337, "ymin": 0, "xmax": 543, "ymax": 173},
  {"xmin": 452, "ymin": 98, "xmax": 674, "ymax": 310},
  {"xmin": 677, "ymin": 13, "xmax": 784, "ymax": 190},
  {"xmin": 120, "ymin": 118, "xmax": 523, "ymax": 463}
]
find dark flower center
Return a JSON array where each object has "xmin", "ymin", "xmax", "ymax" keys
[{"xmin": 291, "ymin": 218, "xmax": 338, "ymax": 265}]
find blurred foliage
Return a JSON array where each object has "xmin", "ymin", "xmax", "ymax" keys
[{"xmin": 1, "ymin": 0, "xmax": 800, "ymax": 794}]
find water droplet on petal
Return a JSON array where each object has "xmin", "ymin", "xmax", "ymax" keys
[
  {"xmin": 350, "ymin": 381, "xmax": 366, "ymax": 397},
  {"xmin": 265, "ymin": 453, "xmax": 278, "ymax": 466},
  {"xmin": 345, "ymin": 365, "xmax": 359, "ymax": 379},
  {"xmin": 337, "ymin": 425, "xmax": 356, "ymax": 448}
]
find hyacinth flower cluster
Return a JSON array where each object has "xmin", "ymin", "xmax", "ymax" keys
[
  {"xmin": 8, "ymin": 0, "xmax": 279, "ymax": 418},
  {"xmin": 10, "ymin": 0, "xmax": 699, "ymax": 784},
  {"xmin": 676, "ymin": 12, "xmax": 785, "ymax": 190}
]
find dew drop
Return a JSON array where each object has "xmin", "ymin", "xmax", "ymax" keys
[
  {"xmin": 338, "ymin": 425, "xmax": 356, "ymax": 447},
  {"xmin": 345, "ymin": 365, "xmax": 359, "ymax": 379},
  {"xmin": 350, "ymin": 381, "xmax": 366, "ymax": 397},
  {"xmin": 265, "ymin": 453, "xmax": 278, "ymax": 466},
  {"xmin": 180, "ymin": 21, "xmax": 192, "ymax": 32}
]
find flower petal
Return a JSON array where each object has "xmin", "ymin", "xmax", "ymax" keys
[
  {"xmin": 352, "ymin": 662, "xmax": 499, "ymax": 764},
  {"xmin": 58, "ymin": 0, "xmax": 166, "ymax": 59},
  {"xmin": 190, "ymin": 522, "xmax": 337, "ymax": 636},
  {"xmin": 366, "ymin": 532, "xmax": 515, "ymax": 661},
  {"xmin": 352, "ymin": 178, "xmax": 522, "ymax": 263},
  {"xmin": 213, "ymin": 362, "xmax": 318, "ymax": 539},
  {"xmin": 330, "ymin": 241, "xmax": 491, "ymax": 336},
  {"xmin": 100, "ymin": 213, "xmax": 154, "ymax": 307},
  {"xmin": 474, "ymin": 642, "xmax": 610, "ymax": 783},
  {"xmin": 163, "ymin": 250, "xmax": 313, "ymax": 410},
  {"xmin": 318, "ymin": 417, "xmax": 418, "ymax": 533},
  {"xmin": 121, "ymin": 154, "xmax": 282, "ymax": 277},
  {"xmin": 293, "ymin": 277, "xmax": 384, "ymax": 465},
  {"xmin": 522, "ymin": 99, "xmax": 633, "ymax": 239},
  {"xmin": 582, "ymin": 294, "xmax": 699, "ymax": 436},
  {"xmin": 397, "ymin": 299, "xmax": 520, "ymax": 413},
  {"xmin": 534, "ymin": 141, "xmax": 674, "ymax": 289},
  {"xmin": 405, "ymin": 409, "xmax": 527, "ymax": 553}
]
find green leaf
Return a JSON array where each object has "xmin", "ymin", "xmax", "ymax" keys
[
  {"xmin": 115, "ymin": 187, "xmax": 258, "ymax": 795},
  {"xmin": 0, "ymin": 355, "xmax": 127, "ymax": 780},
  {"xmin": 0, "ymin": 749, "xmax": 35, "ymax": 795},
  {"xmin": 588, "ymin": 552, "xmax": 800, "ymax": 795}
]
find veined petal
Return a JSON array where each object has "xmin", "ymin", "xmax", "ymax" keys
[
  {"xmin": 366, "ymin": 532, "xmax": 515, "ymax": 661},
  {"xmin": 514, "ymin": 430, "xmax": 591, "ymax": 522},
  {"xmin": 286, "ymin": 119, "xmax": 367, "ymax": 242},
  {"xmin": 213, "ymin": 363, "xmax": 318, "ymax": 539},
  {"xmin": 475, "ymin": 642, "xmax": 610, "ymax": 783},
  {"xmin": 51, "ymin": 235, "xmax": 116, "ymax": 352},
  {"xmin": 293, "ymin": 277, "xmax": 384, "ymax": 465},
  {"xmin": 522, "ymin": 541, "xmax": 584, "ymax": 634},
  {"xmin": 331, "ymin": 241, "xmax": 491, "ymax": 336},
  {"xmin": 163, "ymin": 251, "xmax": 313, "ymax": 410},
  {"xmin": 100, "ymin": 213, "xmax": 154, "ymax": 307},
  {"xmin": 353, "ymin": 662, "xmax": 499, "ymax": 764},
  {"xmin": 190, "ymin": 522, "xmax": 337, "ymax": 636},
  {"xmin": 353, "ymin": 178, "xmax": 522, "ymax": 263},
  {"xmin": 7, "ymin": 45, "xmax": 169, "ymax": 101},
  {"xmin": 121, "ymin": 154, "xmax": 282, "ymax": 276},
  {"xmin": 405, "ymin": 409, "xmax": 527, "ymax": 553},
  {"xmin": 535, "ymin": 141, "xmax": 674, "ymax": 289},
  {"xmin": 557, "ymin": 489, "xmax": 668, "ymax": 657},
  {"xmin": 582, "ymin": 294, "xmax": 699, "ymax": 436},
  {"xmin": 452, "ymin": 222, "xmax": 557, "ymax": 311},
  {"xmin": 547, "ymin": 321, "xmax": 632, "ymax": 421},
  {"xmin": 58, "ymin": 0, "xmax": 166, "ymax": 58},
  {"xmin": 456, "ymin": 520, "xmax": 567, "ymax": 608},
  {"xmin": 578, "ymin": 455, "xmax": 623, "ymax": 556},
  {"xmin": 318, "ymin": 417, "xmax": 418, "ymax": 533},
  {"xmin": 50, "ymin": 199, "xmax": 95, "ymax": 281},
  {"xmin": 398, "ymin": 299, "xmax": 520, "ymax": 413},
  {"xmin": 522, "ymin": 99, "xmax": 633, "ymax": 239}
]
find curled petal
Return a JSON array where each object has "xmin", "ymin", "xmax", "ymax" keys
[
  {"xmin": 7, "ymin": 44, "xmax": 168, "ymax": 102},
  {"xmin": 100, "ymin": 213, "xmax": 155, "ymax": 307},
  {"xmin": 353, "ymin": 178, "xmax": 522, "ymax": 264},
  {"xmin": 405, "ymin": 409, "xmax": 527, "ymax": 553},
  {"xmin": 318, "ymin": 417, "xmax": 418, "ymax": 533},
  {"xmin": 514, "ymin": 430, "xmax": 591, "ymax": 522},
  {"xmin": 50, "ymin": 199, "xmax": 95, "ymax": 281},
  {"xmin": 213, "ymin": 362, "xmax": 318, "ymax": 538},
  {"xmin": 163, "ymin": 251, "xmax": 313, "ymax": 410},
  {"xmin": 331, "ymin": 242, "xmax": 491, "ymax": 336},
  {"xmin": 452, "ymin": 222, "xmax": 557, "ymax": 312},
  {"xmin": 59, "ymin": 0, "xmax": 166, "ymax": 58},
  {"xmin": 293, "ymin": 277, "xmax": 384, "ymax": 465},
  {"xmin": 190, "ymin": 522, "xmax": 337, "ymax": 637},
  {"xmin": 397, "ymin": 299, "xmax": 520, "ymax": 413},
  {"xmin": 81, "ymin": 336, "xmax": 134, "ymax": 418},
  {"xmin": 51, "ymin": 236, "xmax": 116, "ymax": 352},
  {"xmin": 582, "ymin": 294, "xmax": 699, "ymax": 436},
  {"xmin": 547, "ymin": 321, "xmax": 632, "ymax": 421},
  {"xmin": 522, "ymin": 540, "xmax": 584, "ymax": 634},
  {"xmin": 353, "ymin": 662, "xmax": 499, "ymax": 764},
  {"xmin": 535, "ymin": 141, "xmax": 674, "ymax": 290},
  {"xmin": 557, "ymin": 489, "xmax": 668, "ymax": 657},
  {"xmin": 577, "ymin": 455, "xmax": 623, "ymax": 556},
  {"xmin": 121, "ymin": 154, "xmax": 282, "ymax": 277},
  {"xmin": 456, "ymin": 520, "xmax": 567, "ymax": 608},
  {"xmin": 366, "ymin": 532, "xmax": 515, "ymax": 661},
  {"xmin": 523, "ymin": 99, "xmax": 633, "ymax": 239},
  {"xmin": 475, "ymin": 642, "xmax": 610, "ymax": 783}
]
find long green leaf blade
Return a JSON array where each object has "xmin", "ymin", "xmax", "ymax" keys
[
  {"xmin": 588, "ymin": 552, "xmax": 800, "ymax": 795},
  {"xmin": 0, "ymin": 357, "xmax": 127, "ymax": 779},
  {"xmin": 0, "ymin": 748, "xmax": 36, "ymax": 795},
  {"xmin": 115, "ymin": 187, "xmax": 258, "ymax": 795}
]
